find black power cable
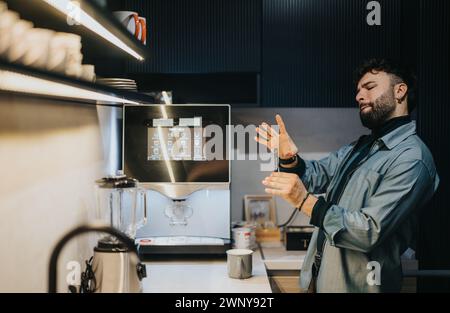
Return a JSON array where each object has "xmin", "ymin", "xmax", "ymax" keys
[
  {"xmin": 277, "ymin": 207, "xmax": 299, "ymax": 228},
  {"xmin": 80, "ymin": 256, "xmax": 96, "ymax": 293}
]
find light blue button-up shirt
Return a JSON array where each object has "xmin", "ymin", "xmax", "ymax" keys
[{"xmin": 285, "ymin": 121, "xmax": 439, "ymax": 292}]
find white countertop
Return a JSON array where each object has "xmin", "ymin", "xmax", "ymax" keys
[
  {"xmin": 141, "ymin": 242, "xmax": 418, "ymax": 293},
  {"xmin": 142, "ymin": 250, "xmax": 272, "ymax": 293}
]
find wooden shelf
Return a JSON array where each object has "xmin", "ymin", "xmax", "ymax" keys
[
  {"xmin": 0, "ymin": 60, "xmax": 155, "ymax": 105},
  {"xmin": 4, "ymin": 0, "xmax": 150, "ymax": 61}
]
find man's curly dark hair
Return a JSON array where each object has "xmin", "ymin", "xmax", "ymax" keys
[{"xmin": 354, "ymin": 58, "xmax": 417, "ymax": 112}]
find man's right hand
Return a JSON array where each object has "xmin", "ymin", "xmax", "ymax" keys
[{"xmin": 254, "ymin": 114, "xmax": 299, "ymax": 159}]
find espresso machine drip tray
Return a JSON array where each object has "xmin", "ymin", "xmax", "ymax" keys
[
  {"xmin": 136, "ymin": 236, "xmax": 231, "ymax": 256},
  {"xmin": 138, "ymin": 236, "xmax": 225, "ymax": 246}
]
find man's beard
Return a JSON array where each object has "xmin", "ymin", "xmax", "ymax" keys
[{"xmin": 359, "ymin": 89, "xmax": 396, "ymax": 129}]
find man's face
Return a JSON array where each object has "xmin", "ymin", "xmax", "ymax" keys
[{"xmin": 355, "ymin": 71, "xmax": 397, "ymax": 129}]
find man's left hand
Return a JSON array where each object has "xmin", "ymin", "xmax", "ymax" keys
[{"xmin": 262, "ymin": 172, "xmax": 307, "ymax": 208}]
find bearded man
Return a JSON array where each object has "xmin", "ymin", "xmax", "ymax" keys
[{"xmin": 255, "ymin": 59, "xmax": 439, "ymax": 292}]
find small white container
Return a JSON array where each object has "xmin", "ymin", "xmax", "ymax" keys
[
  {"xmin": 48, "ymin": 32, "xmax": 83, "ymax": 77},
  {"xmin": 232, "ymin": 227, "xmax": 254, "ymax": 249},
  {"xmin": 0, "ymin": 10, "xmax": 19, "ymax": 56},
  {"xmin": 80, "ymin": 64, "xmax": 96, "ymax": 82},
  {"xmin": 21, "ymin": 28, "xmax": 54, "ymax": 70}
]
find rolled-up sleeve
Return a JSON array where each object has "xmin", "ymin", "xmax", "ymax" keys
[{"xmin": 322, "ymin": 159, "xmax": 437, "ymax": 253}]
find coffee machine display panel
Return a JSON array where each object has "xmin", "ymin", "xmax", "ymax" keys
[
  {"xmin": 147, "ymin": 117, "xmax": 203, "ymax": 161},
  {"xmin": 124, "ymin": 105, "xmax": 230, "ymax": 184}
]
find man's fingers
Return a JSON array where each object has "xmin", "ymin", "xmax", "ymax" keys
[
  {"xmin": 260, "ymin": 123, "xmax": 279, "ymax": 139},
  {"xmin": 261, "ymin": 122, "xmax": 280, "ymax": 138},
  {"xmin": 264, "ymin": 175, "xmax": 291, "ymax": 183},
  {"xmin": 256, "ymin": 125, "xmax": 279, "ymax": 150},
  {"xmin": 270, "ymin": 172, "xmax": 297, "ymax": 179},
  {"xmin": 254, "ymin": 136, "xmax": 268, "ymax": 146},
  {"xmin": 267, "ymin": 125, "xmax": 279, "ymax": 138},
  {"xmin": 264, "ymin": 188, "xmax": 287, "ymax": 196},
  {"xmin": 275, "ymin": 114, "xmax": 287, "ymax": 134},
  {"xmin": 255, "ymin": 127, "xmax": 270, "ymax": 141},
  {"xmin": 255, "ymin": 136, "xmax": 274, "ymax": 150},
  {"xmin": 262, "ymin": 180, "xmax": 287, "ymax": 190}
]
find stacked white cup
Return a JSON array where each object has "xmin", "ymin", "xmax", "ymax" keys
[{"xmin": 0, "ymin": 2, "xmax": 95, "ymax": 82}]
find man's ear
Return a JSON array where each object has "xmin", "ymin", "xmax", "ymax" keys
[{"xmin": 394, "ymin": 82, "xmax": 408, "ymax": 102}]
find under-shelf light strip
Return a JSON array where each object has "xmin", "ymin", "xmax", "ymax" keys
[
  {"xmin": 0, "ymin": 69, "xmax": 139, "ymax": 104},
  {"xmin": 43, "ymin": 0, "xmax": 144, "ymax": 60}
]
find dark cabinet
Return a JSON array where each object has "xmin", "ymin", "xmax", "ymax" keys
[
  {"xmin": 120, "ymin": 0, "xmax": 419, "ymax": 107},
  {"xmin": 122, "ymin": 0, "xmax": 261, "ymax": 74},
  {"xmin": 261, "ymin": 0, "xmax": 415, "ymax": 107}
]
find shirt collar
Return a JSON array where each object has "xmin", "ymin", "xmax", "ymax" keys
[
  {"xmin": 372, "ymin": 115, "xmax": 411, "ymax": 139},
  {"xmin": 379, "ymin": 120, "xmax": 417, "ymax": 150}
]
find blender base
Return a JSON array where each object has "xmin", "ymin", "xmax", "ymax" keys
[{"xmin": 91, "ymin": 249, "xmax": 143, "ymax": 293}]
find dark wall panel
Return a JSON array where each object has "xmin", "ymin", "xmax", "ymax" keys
[
  {"xmin": 416, "ymin": 0, "xmax": 450, "ymax": 292},
  {"xmin": 122, "ymin": 0, "xmax": 261, "ymax": 73},
  {"xmin": 261, "ymin": 0, "xmax": 410, "ymax": 107}
]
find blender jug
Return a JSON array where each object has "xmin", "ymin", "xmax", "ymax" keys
[{"xmin": 95, "ymin": 171, "xmax": 147, "ymax": 241}]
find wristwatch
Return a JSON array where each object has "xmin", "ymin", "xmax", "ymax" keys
[{"xmin": 279, "ymin": 154, "xmax": 298, "ymax": 165}]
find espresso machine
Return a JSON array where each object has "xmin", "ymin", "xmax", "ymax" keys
[
  {"xmin": 82, "ymin": 172, "xmax": 148, "ymax": 292},
  {"xmin": 123, "ymin": 104, "xmax": 231, "ymax": 255}
]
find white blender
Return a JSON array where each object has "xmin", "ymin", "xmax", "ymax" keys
[{"xmin": 82, "ymin": 171, "xmax": 148, "ymax": 292}]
